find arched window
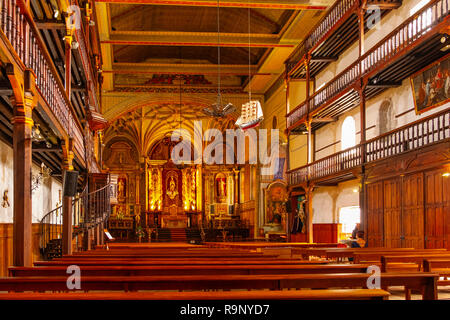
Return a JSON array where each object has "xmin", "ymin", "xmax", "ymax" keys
[
  {"xmin": 341, "ymin": 116, "xmax": 356, "ymax": 150},
  {"xmin": 379, "ymin": 99, "xmax": 394, "ymax": 135}
]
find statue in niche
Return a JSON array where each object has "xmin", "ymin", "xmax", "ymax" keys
[
  {"xmin": 117, "ymin": 178, "xmax": 126, "ymax": 200},
  {"xmin": 167, "ymin": 176, "xmax": 178, "ymax": 200},
  {"xmin": 291, "ymin": 198, "xmax": 306, "ymax": 234}
]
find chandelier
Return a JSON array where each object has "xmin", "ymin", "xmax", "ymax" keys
[{"xmin": 203, "ymin": 0, "xmax": 236, "ymax": 118}]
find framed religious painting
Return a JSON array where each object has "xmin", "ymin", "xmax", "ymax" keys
[{"xmin": 411, "ymin": 54, "xmax": 450, "ymax": 115}]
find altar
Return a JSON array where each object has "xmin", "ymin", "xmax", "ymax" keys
[{"xmin": 161, "ymin": 215, "xmax": 188, "ymax": 228}]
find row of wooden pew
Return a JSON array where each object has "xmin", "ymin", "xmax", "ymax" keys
[{"xmin": 0, "ymin": 243, "xmax": 449, "ymax": 300}]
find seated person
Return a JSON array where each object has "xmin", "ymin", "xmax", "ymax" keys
[
  {"xmin": 349, "ymin": 231, "xmax": 367, "ymax": 262},
  {"xmin": 351, "ymin": 223, "xmax": 361, "ymax": 239},
  {"xmin": 351, "ymin": 231, "xmax": 367, "ymax": 248}
]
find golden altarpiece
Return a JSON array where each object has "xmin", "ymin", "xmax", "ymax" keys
[{"xmin": 103, "ymin": 139, "xmax": 250, "ymax": 239}]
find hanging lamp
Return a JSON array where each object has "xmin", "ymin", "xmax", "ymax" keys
[{"xmin": 203, "ymin": 0, "xmax": 236, "ymax": 118}]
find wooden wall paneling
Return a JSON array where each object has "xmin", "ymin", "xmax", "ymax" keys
[
  {"xmin": 312, "ymin": 223, "xmax": 339, "ymax": 243},
  {"xmin": 401, "ymin": 173, "xmax": 424, "ymax": 249},
  {"xmin": 0, "ymin": 224, "xmax": 42, "ymax": 277},
  {"xmin": 366, "ymin": 181, "xmax": 384, "ymax": 247},
  {"xmin": 383, "ymin": 178, "xmax": 402, "ymax": 248},
  {"xmin": 425, "ymin": 169, "xmax": 450, "ymax": 249}
]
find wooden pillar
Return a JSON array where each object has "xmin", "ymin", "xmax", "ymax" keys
[
  {"xmin": 285, "ymin": 76, "xmax": 291, "ymax": 171},
  {"xmin": 306, "ymin": 185, "xmax": 314, "ymax": 243},
  {"xmin": 358, "ymin": 3, "xmax": 366, "ymax": 57},
  {"xmin": 305, "ymin": 56, "xmax": 313, "ymax": 164},
  {"xmin": 64, "ymin": 21, "xmax": 73, "ymax": 100},
  {"xmin": 83, "ymin": 228, "xmax": 92, "ymax": 251},
  {"xmin": 7, "ymin": 67, "xmax": 36, "ymax": 267},
  {"xmin": 61, "ymin": 138, "xmax": 74, "ymax": 255},
  {"xmin": 358, "ymin": 82, "xmax": 368, "ymax": 239}
]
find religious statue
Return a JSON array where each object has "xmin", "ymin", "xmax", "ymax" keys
[
  {"xmin": 117, "ymin": 179, "xmax": 125, "ymax": 199},
  {"xmin": 167, "ymin": 176, "xmax": 178, "ymax": 200},
  {"xmin": 292, "ymin": 198, "xmax": 306, "ymax": 234},
  {"xmin": 218, "ymin": 178, "xmax": 226, "ymax": 197}
]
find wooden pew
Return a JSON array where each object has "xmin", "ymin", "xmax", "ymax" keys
[
  {"xmin": 381, "ymin": 255, "xmax": 450, "ymax": 273},
  {"xmin": 33, "ymin": 259, "xmax": 329, "ymax": 266},
  {"xmin": 354, "ymin": 250, "xmax": 450, "ymax": 264},
  {"xmin": 423, "ymin": 259, "xmax": 450, "ymax": 286},
  {"xmin": 9, "ymin": 264, "xmax": 370, "ymax": 277},
  {"xmin": 0, "ymin": 289, "xmax": 390, "ymax": 300},
  {"xmin": 206, "ymin": 242, "xmax": 341, "ymax": 251},
  {"xmin": 292, "ymin": 247, "xmax": 418, "ymax": 261},
  {"xmin": 56, "ymin": 253, "xmax": 280, "ymax": 259},
  {"xmin": 0, "ymin": 273, "xmax": 438, "ymax": 299}
]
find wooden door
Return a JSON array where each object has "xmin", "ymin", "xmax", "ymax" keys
[
  {"xmin": 383, "ymin": 178, "xmax": 402, "ymax": 248},
  {"xmin": 402, "ymin": 173, "xmax": 424, "ymax": 248},
  {"xmin": 425, "ymin": 169, "xmax": 450, "ymax": 249},
  {"xmin": 366, "ymin": 181, "xmax": 384, "ymax": 247}
]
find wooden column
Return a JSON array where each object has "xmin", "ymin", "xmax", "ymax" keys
[
  {"xmin": 61, "ymin": 138, "xmax": 74, "ymax": 255},
  {"xmin": 7, "ymin": 67, "xmax": 36, "ymax": 267},
  {"xmin": 285, "ymin": 76, "xmax": 291, "ymax": 171},
  {"xmin": 84, "ymin": 229, "xmax": 92, "ymax": 251},
  {"xmin": 358, "ymin": 3, "xmax": 366, "ymax": 57},
  {"xmin": 64, "ymin": 22, "xmax": 73, "ymax": 100},
  {"xmin": 305, "ymin": 55, "xmax": 313, "ymax": 164},
  {"xmin": 306, "ymin": 185, "xmax": 314, "ymax": 243}
]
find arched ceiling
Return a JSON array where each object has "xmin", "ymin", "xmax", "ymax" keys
[
  {"xmin": 104, "ymin": 101, "xmax": 237, "ymax": 158},
  {"xmin": 97, "ymin": 0, "xmax": 333, "ymax": 158}
]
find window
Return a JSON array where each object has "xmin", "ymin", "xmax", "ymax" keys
[
  {"xmin": 339, "ymin": 206, "xmax": 360, "ymax": 235},
  {"xmin": 410, "ymin": 0, "xmax": 430, "ymax": 15},
  {"xmin": 341, "ymin": 116, "xmax": 356, "ymax": 150}
]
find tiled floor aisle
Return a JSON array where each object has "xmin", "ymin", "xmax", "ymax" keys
[{"xmin": 388, "ymin": 286, "xmax": 450, "ymax": 300}]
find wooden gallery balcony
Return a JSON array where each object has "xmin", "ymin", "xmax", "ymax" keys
[
  {"xmin": 287, "ymin": 0, "xmax": 449, "ymax": 133},
  {"xmin": 0, "ymin": 0, "xmax": 100, "ymax": 172},
  {"xmin": 288, "ymin": 108, "xmax": 450, "ymax": 186},
  {"xmin": 285, "ymin": 0, "xmax": 402, "ymax": 81}
]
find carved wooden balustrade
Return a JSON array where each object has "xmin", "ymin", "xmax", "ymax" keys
[
  {"xmin": 361, "ymin": 0, "xmax": 449, "ymax": 78},
  {"xmin": 306, "ymin": 0, "xmax": 358, "ymax": 51},
  {"xmin": 287, "ymin": 0, "xmax": 449, "ymax": 131},
  {"xmin": 73, "ymin": 0, "xmax": 99, "ymax": 112},
  {"xmin": 286, "ymin": 0, "xmax": 359, "ymax": 77},
  {"xmin": 0, "ymin": 0, "xmax": 88, "ymax": 159},
  {"xmin": 288, "ymin": 109, "xmax": 450, "ymax": 186}
]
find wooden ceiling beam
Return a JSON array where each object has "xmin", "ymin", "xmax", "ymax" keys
[
  {"xmin": 110, "ymin": 62, "xmax": 259, "ymax": 74},
  {"xmin": 36, "ymin": 20, "xmax": 65, "ymax": 30},
  {"xmin": 107, "ymin": 31, "xmax": 294, "ymax": 48},
  {"xmin": 311, "ymin": 117, "xmax": 336, "ymax": 123},
  {"xmin": 95, "ymin": 0, "xmax": 328, "ymax": 10}
]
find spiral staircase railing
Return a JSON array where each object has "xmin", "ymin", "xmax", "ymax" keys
[{"xmin": 39, "ymin": 182, "xmax": 112, "ymax": 260}]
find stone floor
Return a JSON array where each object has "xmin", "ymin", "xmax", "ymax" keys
[{"xmin": 388, "ymin": 286, "xmax": 450, "ymax": 300}]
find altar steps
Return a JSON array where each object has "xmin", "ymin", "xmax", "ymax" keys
[
  {"xmin": 157, "ymin": 228, "xmax": 172, "ymax": 242},
  {"xmin": 170, "ymin": 228, "xmax": 187, "ymax": 242},
  {"xmin": 185, "ymin": 228, "xmax": 202, "ymax": 244}
]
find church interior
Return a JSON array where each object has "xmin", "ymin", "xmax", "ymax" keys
[{"xmin": 0, "ymin": 0, "xmax": 449, "ymax": 304}]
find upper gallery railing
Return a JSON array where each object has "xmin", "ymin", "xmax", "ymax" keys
[
  {"xmin": 306, "ymin": 0, "xmax": 358, "ymax": 51},
  {"xmin": 288, "ymin": 109, "xmax": 450, "ymax": 185},
  {"xmin": 286, "ymin": 0, "xmax": 358, "ymax": 75},
  {"xmin": 287, "ymin": 0, "xmax": 449, "ymax": 130},
  {"xmin": 0, "ymin": 0, "xmax": 85, "ymax": 159},
  {"xmin": 73, "ymin": 0, "xmax": 99, "ymax": 112}
]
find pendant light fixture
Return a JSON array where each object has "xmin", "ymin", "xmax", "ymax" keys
[
  {"xmin": 235, "ymin": 1, "xmax": 263, "ymax": 130},
  {"xmin": 203, "ymin": 0, "xmax": 236, "ymax": 118}
]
